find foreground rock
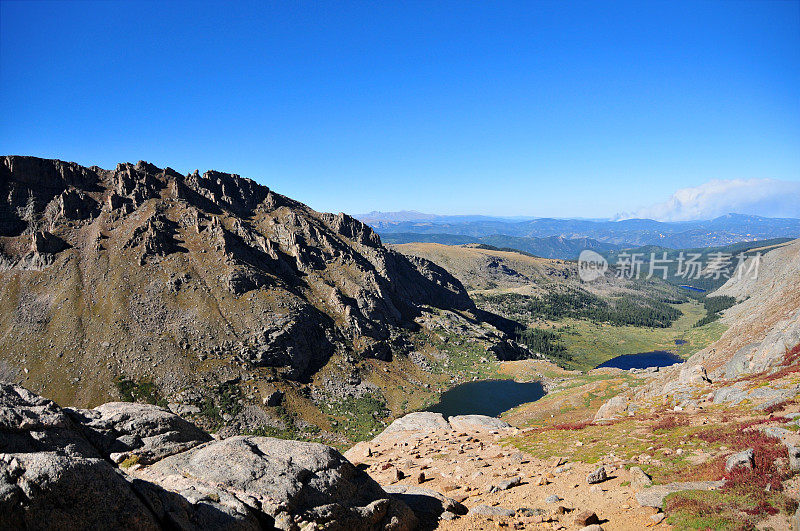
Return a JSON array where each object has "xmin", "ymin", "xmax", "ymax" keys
[
  {"xmin": 65, "ymin": 401, "xmax": 213, "ymax": 464},
  {"xmin": 383, "ymin": 485, "xmax": 467, "ymax": 524},
  {"xmin": 635, "ymin": 480, "xmax": 725, "ymax": 509},
  {"xmin": 0, "ymin": 383, "xmax": 160, "ymax": 530},
  {"xmin": 0, "ymin": 383, "xmax": 417, "ymax": 530}
]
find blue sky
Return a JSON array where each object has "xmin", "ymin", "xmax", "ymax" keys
[{"xmin": 2, "ymin": 1, "xmax": 799, "ymax": 218}]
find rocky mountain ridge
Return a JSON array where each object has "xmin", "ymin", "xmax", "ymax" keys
[{"xmin": 0, "ymin": 156, "xmax": 527, "ymax": 438}]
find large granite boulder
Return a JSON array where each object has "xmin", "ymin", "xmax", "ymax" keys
[
  {"xmin": 378, "ymin": 412, "xmax": 451, "ymax": 437},
  {"xmin": 448, "ymin": 415, "xmax": 511, "ymax": 432},
  {"xmin": 65, "ymin": 402, "xmax": 212, "ymax": 464},
  {"xmin": 1, "ymin": 383, "xmax": 418, "ymax": 531},
  {"xmin": 0, "ymin": 383, "xmax": 160, "ymax": 530},
  {"xmin": 138, "ymin": 435, "xmax": 417, "ymax": 530}
]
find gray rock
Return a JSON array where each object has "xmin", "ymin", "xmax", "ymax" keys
[
  {"xmin": 787, "ymin": 444, "xmax": 800, "ymax": 473},
  {"xmin": 712, "ymin": 385, "xmax": 748, "ymax": 405},
  {"xmin": 545, "ymin": 494, "xmax": 562, "ymax": 503},
  {"xmin": 143, "ymin": 435, "xmax": 417, "ymax": 530},
  {"xmin": 759, "ymin": 426, "xmax": 791, "ymax": 440},
  {"xmin": 629, "ymin": 466, "xmax": 652, "ymax": 489},
  {"xmin": 635, "ymin": 480, "xmax": 725, "ymax": 508},
  {"xmin": 469, "ymin": 504, "xmax": 515, "ymax": 518},
  {"xmin": 651, "ymin": 513, "xmax": 666, "ymax": 524},
  {"xmin": 594, "ymin": 395, "xmax": 627, "ymax": 421},
  {"xmin": 383, "ymin": 484, "xmax": 467, "ymax": 522},
  {"xmin": 725, "ymin": 448, "xmax": 754, "ymax": 472},
  {"xmin": 1, "ymin": 383, "xmax": 419, "ymax": 531},
  {"xmin": 378, "ymin": 412, "xmax": 451, "ymax": 438},
  {"xmin": 489, "ymin": 476, "xmax": 522, "ymax": 493},
  {"xmin": 579, "ymin": 526, "xmax": 604, "ymax": 531},
  {"xmin": 448, "ymin": 415, "xmax": 511, "ymax": 432},
  {"xmin": 0, "ymin": 383, "xmax": 160, "ymax": 530},
  {"xmin": 66, "ymin": 401, "xmax": 212, "ymax": 465},
  {"xmin": 587, "ymin": 466, "xmax": 608, "ymax": 484}
]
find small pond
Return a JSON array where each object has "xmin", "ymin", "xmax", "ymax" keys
[
  {"xmin": 426, "ymin": 379, "xmax": 546, "ymax": 417},
  {"xmin": 595, "ymin": 350, "xmax": 683, "ymax": 371}
]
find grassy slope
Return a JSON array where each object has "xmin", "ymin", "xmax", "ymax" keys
[{"xmin": 554, "ymin": 301, "xmax": 726, "ymax": 371}]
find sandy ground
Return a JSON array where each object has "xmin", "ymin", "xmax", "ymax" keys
[{"xmin": 348, "ymin": 427, "xmax": 668, "ymax": 530}]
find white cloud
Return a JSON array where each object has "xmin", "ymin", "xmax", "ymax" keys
[{"xmin": 616, "ymin": 178, "xmax": 800, "ymax": 221}]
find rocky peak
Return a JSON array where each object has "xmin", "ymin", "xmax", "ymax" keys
[{"xmin": 0, "ymin": 156, "xmax": 520, "ymax": 422}]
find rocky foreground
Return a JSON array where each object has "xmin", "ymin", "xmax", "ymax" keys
[
  {"xmin": 0, "ymin": 382, "xmax": 418, "ymax": 530},
  {"xmin": 4, "ymin": 374, "xmax": 800, "ymax": 530}
]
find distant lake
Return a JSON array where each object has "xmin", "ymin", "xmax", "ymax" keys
[
  {"xmin": 426, "ymin": 379, "xmax": 546, "ymax": 417},
  {"xmin": 595, "ymin": 351, "xmax": 683, "ymax": 370},
  {"xmin": 679, "ymin": 285, "xmax": 706, "ymax": 292},
  {"xmin": 674, "ymin": 339, "xmax": 687, "ymax": 345}
]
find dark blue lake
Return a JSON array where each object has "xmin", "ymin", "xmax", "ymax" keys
[
  {"xmin": 679, "ymin": 285, "xmax": 707, "ymax": 293},
  {"xmin": 426, "ymin": 380, "xmax": 546, "ymax": 417},
  {"xmin": 595, "ymin": 351, "xmax": 683, "ymax": 370}
]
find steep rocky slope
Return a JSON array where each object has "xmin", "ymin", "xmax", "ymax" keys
[
  {"xmin": 609, "ymin": 238, "xmax": 800, "ymax": 409},
  {"xmin": 0, "ymin": 156, "xmax": 524, "ymax": 439}
]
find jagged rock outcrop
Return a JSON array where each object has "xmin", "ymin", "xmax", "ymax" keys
[
  {"xmin": 0, "ymin": 383, "xmax": 418, "ymax": 530},
  {"xmin": 0, "ymin": 156, "xmax": 525, "ymax": 431},
  {"xmin": 0, "ymin": 382, "xmax": 161, "ymax": 530},
  {"xmin": 64, "ymin": 401, "xmax": 213, "ymax": 465}
]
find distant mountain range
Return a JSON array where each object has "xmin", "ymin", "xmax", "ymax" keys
[{"xmin": 361, "ymin": 212, "xmax": 800, "ymax": 255}]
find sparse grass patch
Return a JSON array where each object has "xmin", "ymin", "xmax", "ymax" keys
[
  {"xmin": 118, "ymin": 454, "xmax": 140, "ymax": 469},
  {"xmin": 321, "ymin": 394, "xmax": 389, "ymax": 442},
  {"xmin": 115, "ymin": 377, "xmax": 167, "ymax": 408}
]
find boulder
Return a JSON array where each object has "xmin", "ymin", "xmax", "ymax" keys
[
  {"xmin": 489, "ymin": 475, "xmax": 522, "ymax": 493},
  {"xmin": 0, "ymin": 383, "xmax": 160, "ymax": 530},
  {"xmin": 787, "ymin": 445, "xmax": 800, "ymax": 473},
  {"xmin": 574, "ymin": 510, "xmax": 600, "ymax": 526},
  {"xmin": 1, "ymin": 383, "xmax": 419, "ymax": 531},
  {"xmin": 141, "ymin": 435, "xmax": 417, "ymax": 530},
  {"xmin": 594, "ymin": 395, "xmax": 628, "ymax": 421},
  {"xmin": 448, "ymin": 415, "xmax": 511, "ymax": 432},
  {"xmin": 383, "ymin": 485, "xmax": 467, "ymax": 522},
  {"xmin": 635, "ymin": 480, "xmax": 725, "ymax": 508},
  {"xmin": 65, "ymin": 402, "xmax": 212, "ymax": 465},
  {"xmin": 377, "ymin": 412, "xmax": 450, "ymax": 439},
  {"xmin": 725, "ymin": 448, "xmax": 754, "ymax": 472},
  {"xmin": 469, "ymin": 505, "xmax": 515, "ymax": 518},
  {"xmin": 629, "ymin": 466, "xmax": 652, "ymax": 489},
  {"xmin": 587, "ymin": 466, "xmax": 608, "ymax": 484}
]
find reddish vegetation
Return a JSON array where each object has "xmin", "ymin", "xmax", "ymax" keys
[
  {"xmin": 784, "ymin": 342, "xmax": 800, "ymax": 366},
  {"xmin": 549, "ymin": 420, "xmax": 595, "ymax": 431},
  {"xmin": 652, "ymin": 415, "xmax": 690, "ymax": 431},
  {"xmin": 671, "ymin": 455, "xmax": 726, "ymax": 482},
  {"xmin": 734, "ymin": 342, "xmax": 800, "ymax": 385},
  {"xmin": 762, "ymin": 399, "xmax": 793, "ymax": 415}
]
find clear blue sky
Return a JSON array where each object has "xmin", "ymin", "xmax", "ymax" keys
[{"xmin": 2, "ymin": 1, "xmax": 799, "ymax": 218}]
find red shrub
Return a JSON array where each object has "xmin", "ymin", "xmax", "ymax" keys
[
  {"xmin": 546, "ymin": 420, "xmax": 594, "ymax": 431},
  {"xmin": 763, "ymin": 400, "xmax": 792, "ymax": 415},
  {"xmin": 652, "ymin": 415, "xmax": 690, "ymax": 431}
]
